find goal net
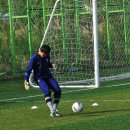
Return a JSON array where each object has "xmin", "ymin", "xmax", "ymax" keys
[
  {"xmin": 33, "ymin": 0, "xmax": 130, "ymax": 88},
  {"xmin": 29, "ymin": 0, "xmax": 99, "ymax": 88}
]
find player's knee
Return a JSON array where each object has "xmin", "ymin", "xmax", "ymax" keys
[
  {"xmin": 54, "ymin": 89, "xmax": 61, "ymax": 98},
  {"xmin": 54, "ymin": 98, "xmax": 60, "ymax": 104},
  {"xmin": 45, "ymin": 92, "xmax": 51, "ymax": 98},
  {"xmin": 56, "ymin": 88, "xmax": 61, "ymax": 94}
]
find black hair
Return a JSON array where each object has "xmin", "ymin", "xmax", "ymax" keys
[{"xmin": 40, "ymin": 44, "xmax": 51, "ymax": 54}]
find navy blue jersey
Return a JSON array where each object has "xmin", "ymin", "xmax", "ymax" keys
[{"xmin": 24, "ymin": 52, "xmax": 53, "ymax": 81}]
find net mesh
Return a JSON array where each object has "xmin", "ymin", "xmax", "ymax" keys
[{"xmin": 43, "ymin": 0, "xmax": 95, "ymax": 85}]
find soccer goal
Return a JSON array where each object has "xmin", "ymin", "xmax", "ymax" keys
[
  {"xmin": 29, "ymin": 0, "xmax": 99, "ymax": 88},
  {"xmin": 29, "ymin": 0, "xmax": 130, "ymax": 88}
]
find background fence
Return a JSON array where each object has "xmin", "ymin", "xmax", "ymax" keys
[{"xmin": 0, "ymin": 0, "xmax": 130, "ymax": 84}]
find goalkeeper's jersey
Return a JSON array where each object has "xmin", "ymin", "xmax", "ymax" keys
[{"xmin": 24, "ymin": 52, "xmax": 53, "ymax": 81}]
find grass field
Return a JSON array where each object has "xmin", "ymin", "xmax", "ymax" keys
[{"xmin": 1, "ymin": 79, "xmax": 130, "ymax": 130}]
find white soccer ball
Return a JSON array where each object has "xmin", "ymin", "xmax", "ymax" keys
[{"xmin": 72, "ymin": 102, "xmax": 83, "ymax": 113}]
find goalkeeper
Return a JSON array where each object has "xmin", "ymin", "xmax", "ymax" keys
[{"xmin": 24, "ymin": 44, "xmax": 61, "ymax": 117}]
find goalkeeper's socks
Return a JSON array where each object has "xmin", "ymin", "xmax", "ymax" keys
[
  {"xmin": 46, "ymin": 101, "xmax": 55, "ymax": 112},
  {"xmin": 53, "ymin": 103, "xmax": 58, "ymax": 111},
  {"xmin": 45, "ymin": 97, "xmax": 55, "ymax": 112}
]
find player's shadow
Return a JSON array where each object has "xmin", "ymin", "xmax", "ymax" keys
[{"xmin": 64, "ymin": 108, "xmax": 130, "ymax": 117}]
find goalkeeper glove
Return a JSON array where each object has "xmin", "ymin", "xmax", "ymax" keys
[
  {"xmin": 52, "ymin": 64, "xmax": 57, "ymax": 70},
  {"xmin": 24, "ymin": 80, "xmax": 30, "ymax": 90}
]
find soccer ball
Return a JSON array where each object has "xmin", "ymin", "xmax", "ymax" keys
[{"xmin": 72, "ymin": 102, "xmax": 83, "ymax": 113}]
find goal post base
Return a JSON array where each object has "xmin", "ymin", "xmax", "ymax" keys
[{"xmin": 60, "ymin": 85, "xmax": 97, "ymax": 88}]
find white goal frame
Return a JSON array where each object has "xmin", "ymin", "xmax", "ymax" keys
[{"xmin": 29, "ymin": 0, "xmax": 99, "ymax": 88}]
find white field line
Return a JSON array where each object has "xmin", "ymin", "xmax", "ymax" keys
[
  {"xmin": 0, "ymin": 88, "xmax": 92, "ymax": 102},
  {"xmin": 0, "ymin": 100, "xmax": 25, "ymax": 103},
  {"xmin": 1, "ymin": 99, "xmax": 130, "ymax": 103},
  {"xmin": 103, "ymin": 82, "xmax": 130, "ymax": 88},
  {"xmin": 0, "ymin": 95, "xmax": 43, "ymax": 102},
  {"xmin": 101, "ymin": 100, "xmax": 130, "ymax": 102},
  {"xmin": 62, "ymin": 99, "xmax": 130, "ymax": 102},
  {"xmin": 0, "ymin": 82, "xmax": 130, "ymax": 102}
]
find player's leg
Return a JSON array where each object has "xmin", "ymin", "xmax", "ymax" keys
[
  {"xmin": 47, "ymin": 78, "xmax": 61, "ymax": 116},
  {"xmin": 37, "ymin": 79, "xmax": 55, "ymax": 115}
]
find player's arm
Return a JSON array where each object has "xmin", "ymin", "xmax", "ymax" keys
[
  {"xmin": 47, "ymin": 55, "xmax": 57, "ymax": 70},
  {"xmin": 24, "ymin": 57, "xmax": 34, "ymax": 90}
]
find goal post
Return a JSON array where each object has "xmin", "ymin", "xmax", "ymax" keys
[
  {"xmin": 40, "ymin": 0, "xmax": 61, "ymax": 48},
  {"xmin": 29, "ymin": 0, "xmax": 99, "ymax": 88},
  {"xmin": 92, "ymin": 0, "xmax": 99, "ymax": 88},
  {"xmin": 60, "ymin": 0, "xmax": 99, "ymax": 88}
]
